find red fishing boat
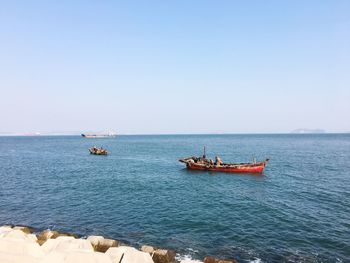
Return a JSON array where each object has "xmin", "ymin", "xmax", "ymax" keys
[{"xmin": 179, "ymin": 148, "xmax": 269, "ymax": 174}]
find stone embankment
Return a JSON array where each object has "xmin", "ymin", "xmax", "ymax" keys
[{"xmin": 0, "ymin": 225, "xmax": 237, "ymax": 263}]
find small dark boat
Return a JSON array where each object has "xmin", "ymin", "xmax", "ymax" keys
[
  {"xmin": 89, "ymin": 147, "xmax": 108, "ymax": 155},
  {"xmin": 179, "ymin": 148, "xmax": 269, "ymax": 174}
]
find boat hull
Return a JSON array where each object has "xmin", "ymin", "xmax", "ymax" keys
[
  {"xmin": 180, "ymin": 158, "xmax": 269, "ymax": 174},
  {"xmin": 82, "ymin": 133, "xmax": 117, "ymax": 138},
  {"xmin": 90, "ymin": 152, "xmax": 108, "ymax": 155},
  {"xmin": 89, "ymin": 148, "xmax": 108, "ymax": 155}
]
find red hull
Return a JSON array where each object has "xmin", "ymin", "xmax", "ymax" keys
[{"xmin": 180, "ymin": 158, "xmax": 269, "ymax": 174}]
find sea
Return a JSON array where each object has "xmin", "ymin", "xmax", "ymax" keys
[{"xmin": 0, "ymin": 134, "xmax": 349, "ymax": 263}]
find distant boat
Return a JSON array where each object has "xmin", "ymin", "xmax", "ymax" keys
[
  {"xmin": 81, "ymin": 132, "xmax": 116, "ymax": 138},
  {"xmin": 290, "ymin": 129, "xmax": 326, "ymax": 134},
  {"xmin": 89, "ymin": 147, "xmax": 108, "ymax": 155}
]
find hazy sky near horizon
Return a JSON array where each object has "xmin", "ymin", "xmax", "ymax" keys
[{"xmin": 1, "ymin": 1, "xmax": 349, "ymax": 134}]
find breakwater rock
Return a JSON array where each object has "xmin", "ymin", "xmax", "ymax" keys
[{"xmin": 0, "ymin": 225, "xmax": 237, "ymax": 263}]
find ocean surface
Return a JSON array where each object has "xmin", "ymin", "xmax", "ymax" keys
[{"xmin": 0, "ymin": 134, "xmax": 349, "ymax": 262}]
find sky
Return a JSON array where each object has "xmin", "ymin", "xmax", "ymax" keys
[{"xmin": 0, "ymin": 0, "xmax": 349, "ymax": 134}]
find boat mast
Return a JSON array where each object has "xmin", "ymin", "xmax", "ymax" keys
[{"xmin": 203, "ymin": 146, "xmax": 206, "ymax": 159}]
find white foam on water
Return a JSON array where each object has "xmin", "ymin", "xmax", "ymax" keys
[
  {"xmin": 175, "ymin": 253, "xmax": 193, "ymax": 261},
  {"xmin": 175, "ymin": 247, "xmax": 200, "ymax": 261},
  {"xmin": 249, "ymin": 258, "xmax": 263, "ymax": 263}
]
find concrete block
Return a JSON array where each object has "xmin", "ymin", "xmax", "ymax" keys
[
  {"xmin": 106, "ymin": 246, "xmax": 137, "ymax": 263},
  {"xmin": 42, "ymin": 237, "xmax": 93, "ymax": 253}
]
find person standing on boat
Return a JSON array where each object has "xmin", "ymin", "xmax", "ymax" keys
[{"xmin": 215, "ymin": 156, "xmax": 223, "ymax": 166}]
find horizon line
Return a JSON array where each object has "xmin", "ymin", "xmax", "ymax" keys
[{"xmin": 1, "ymin": 132, "xmax": 350, "ymax": 137}]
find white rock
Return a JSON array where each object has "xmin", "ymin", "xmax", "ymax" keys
[
  {"xmin": 87, "ymin": 235, "xmax": 118, "ymax": 252},
  {"xmin": 0, "ymin": 252, "xmax": 42, "ymax": 263},
  {"xmin": 13, "ymin": 226, "xmax": 32, "ymax": 234},
  {"xmin": 55, "ymin": 236, "xmax": 76, "ymax": 241},
  {"xmin": 40, "ymin": 251, "xmax": 66, "ymax": 263},
  {"xmin": 0, "ymin": 226, "xmax": 13, "ymax": 237},
  {"xmin": 41, "ymin": 250, "xmax": 112, "ymax": 263},
  {"xmin": 0, "ymin": 229, "xmax": 37, "ymax": 243},
  {"xmin": 98, "ymin": 238, "xmax": 119, "ymax": 252},
  {"xmin": 0, "ymin": 238, "xmax": 45, "ymax": 258},
  {"xmin": 37, "ymin": 230, "xmax": 60, "ymax": 242},
  {"xmin": 141, "ymin": 245, "xmax": 155, "ymax": 254},
  {"xmin": 64, "ymin": 251, "xmax": 112, "ymax": 263},
  {"xmin": 87, "ymin": 236, "xmax": 119, "ymax": 252},
  {"xmin": 121, "ymin": 249, "xmax": 154, "ymax": 263},
  {"xmin": 2, "ymin": 229, "xmax": 27, "ymax": 240},
  {"xmin": 42, "ymin": 237, "xmax": 94, "ymax": 253},
  {"xmin": 0, "ymin": 226, "xmax": 12, "ymax": 229},
  {"xmin": 27, "ymin": 234, "xmax": 38, "ymax": 242},
  {"xmin": 87, "ymin": 235, "xmax": 105, "ymax": 247},
  {"xmin": 105, "ymin": 246, "xmax": 137, "ymax": 263},
  {"xmin": 0, "ymin": 226, "xmax": 12, "ymax": 233}
]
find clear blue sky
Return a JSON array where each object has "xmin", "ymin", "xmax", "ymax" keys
[{"xmin": 1, "ymin": 1, "xmax": 349, "ymax": 134}]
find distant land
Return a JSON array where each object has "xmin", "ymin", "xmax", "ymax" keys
[{"xmin": 290, "ymin": 129, "xmax": 326, "ymax": 134}]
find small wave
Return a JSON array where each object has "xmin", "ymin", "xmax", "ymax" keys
[
  {"xmin": 176, "ymin": 254, "xmax": 203, "ymax": 262},
  {"xmin": 175, "ymin": 253, "xmax": 193, "ymax": 261},
  {"xmin": 175, "ymin": 247, "xmax": 200, "ymax": 261},
  {"xmin": 249, "ymin": 258, "xmax": 263, "ymax": 263}
]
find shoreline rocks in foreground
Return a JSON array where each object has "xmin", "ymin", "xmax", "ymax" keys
[{"xmin": 0, "ymin": 225, "xmax": 237, "ymax": 263}]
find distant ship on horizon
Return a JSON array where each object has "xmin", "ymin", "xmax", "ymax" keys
[
  {"xmin": 81, "ymin": 132, "xmax": 117, "ymax": 138},
  {"xmin": 290, "ymin": 129, "xmax": 326, "ymax": 134}
]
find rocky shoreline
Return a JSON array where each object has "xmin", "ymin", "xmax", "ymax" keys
[{"xmin": 0, "ymin": 225, "xmax": 237, "ymax": 263}]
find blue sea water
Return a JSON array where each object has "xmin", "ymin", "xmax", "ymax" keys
[{"xmin": 0, "ymin": 134, "xmax": 349, "ymax": 262}]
